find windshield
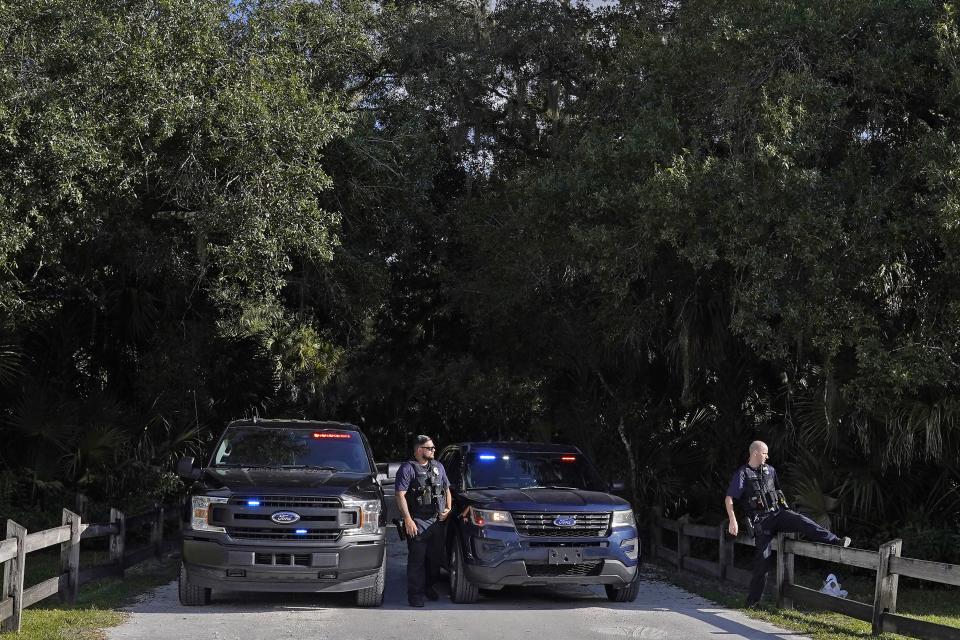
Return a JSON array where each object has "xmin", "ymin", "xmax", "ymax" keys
[
  {"xmin": 212, "ymin": 428, "xmax": 371, "ymax": 473},
  {"xmin": 463, "ymin": 451, "xmax": 606, "ymax": 491}
]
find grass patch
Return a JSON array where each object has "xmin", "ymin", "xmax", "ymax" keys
[
  {"xmin": 12, "ymin": 553, "xmax": 179, "ymax": 640},
  {"xmin": 652, "ymin": 559, "xmax": 960, "ymax": 640}
]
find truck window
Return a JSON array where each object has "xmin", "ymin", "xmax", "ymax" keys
[{"xmin": 212, "ymin": 428, "xmax": 371, "ymax": 473}]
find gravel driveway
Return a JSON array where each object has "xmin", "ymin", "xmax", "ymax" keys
[{"xmin": 108, "ymin": 532, "xmax": 803, "ymax": 640}]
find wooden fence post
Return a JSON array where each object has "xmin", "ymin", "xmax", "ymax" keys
[
  {"xmin": 872, "ymin": 538, "xmax": 902, "ymax": 635},
  {"xmin": 60, "ymin": 509, "xmax": 81, "ymax": 604},
  {"xmin": 109, "ymin": 508, "xmax": 126, "ymax": 576},
  {"xmin": 649, "ymin": 508, "xmax": 661, "ymax": 562},
  {"xmin": 776, "ymin": 532, "xmax": 796, "ymax": 609},
  {"xmin": 719, "ymin": 520, "xmax": 734, "ymax": 581},
  {"xmin": 151, "ymin": 504, "xmax": 164, "ymax": 558},
  {"xmin": 1, "ymin": 520, "xmax": 26, "ymax": 633},
  {"xmin": 677, "ymin": 514, "xmax": 690, "ymax": 572}
]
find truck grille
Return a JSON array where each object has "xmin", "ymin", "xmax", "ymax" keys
[
  {"xmin": 226, "ymin": 527, "xmax": 342, "ymax": 541},
  {"xmin": 526, "ymin": 561, "xmax": 604, "ymax": 577},
  {"xmin": 254, "ymin": 553, "xmax": 311, "ymax": 566},
  {"xmin": 229, "ymin": 496, "xmax": 342, "ymax": 509},
  {"xmin": 513, "ymin": 512, "xmax": 611, "ymax": 537},
  {"xmin": 233, "ymin": 513, "xmax": 337, "ymax": 523}
]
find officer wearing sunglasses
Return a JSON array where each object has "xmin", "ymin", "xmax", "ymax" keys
[{"xmin": 395, "ymin": 435, "xmax": 452, "ymax": 606}]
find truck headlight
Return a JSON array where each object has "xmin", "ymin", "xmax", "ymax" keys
[
  {"xmin": 611, "ymin": 509, "xmax": 635, "ymax": 528},
  {"xmin": 343, "ymin": 499, "xmax": 382, "ymax": 535},
  {"xmin": 191, "ymin": 496, "xmax": 228, "ymax": 533},
  {"xmin": 469, "ymin": 507, "xmax": 513, "ymax": 527}
]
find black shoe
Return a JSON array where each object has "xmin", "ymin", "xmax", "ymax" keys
[
  {"xmin": 409, "ymin": 598, "xmax": 425, "ymax": 607},
  {"xmin": 425, "ymin": 586, "xmax": 439, "ymax": 601}
]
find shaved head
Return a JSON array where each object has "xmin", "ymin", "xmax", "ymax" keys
[{"xmin": 748, "ymin": 440, "xmax": 770, "ymax": 467}]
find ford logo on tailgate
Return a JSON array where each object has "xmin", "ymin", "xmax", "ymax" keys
[
  {"xmin": 271, "ymin": 511, "xmax": 301, "ymax": 524},
  {"xmin": 553, "ymin": 515, "xmax": 577, "ymax": 527}
]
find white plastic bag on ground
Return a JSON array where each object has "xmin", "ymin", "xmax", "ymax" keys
[{"xmin": 819, "ymin": 573, "xmax": 848, "ymax": 598}]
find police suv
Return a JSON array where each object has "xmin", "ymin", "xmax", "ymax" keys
[
  {"xmin": 176, "ymin": 420, "xmax": 387, "ymax": 606},
  {"xmin": 436, "ymin": 442, "xmax": 641, "ymax": 603}
]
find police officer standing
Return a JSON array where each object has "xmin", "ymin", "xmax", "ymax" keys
[
  {"xmin": 395, "ymin": 435, "xmax": 452, "ymax": 607},
  {"xmin": 724, "ymin": 441, "xmax": 851, "ymax": 607}
]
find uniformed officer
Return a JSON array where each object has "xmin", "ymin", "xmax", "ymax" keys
[
  {"xmin": 395, "ymin": 434, "xmax": 452, "ymax": 607},
  {"xmin": 724, "ymin": 440, "xmax": 851, "ymax": 607}
]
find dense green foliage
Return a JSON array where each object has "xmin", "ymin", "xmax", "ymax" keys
[{"xmin": 1, "ymin": 0, "xmax": 958, "ymax": 553}]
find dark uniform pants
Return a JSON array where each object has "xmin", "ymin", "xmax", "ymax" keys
[
  {"xmin": 747, "ymin": 509, "xmax": 840, "ymax": 605},
  {"xmin": 406, "ymin": 520, "xmax": 446, "ymax": 602}
]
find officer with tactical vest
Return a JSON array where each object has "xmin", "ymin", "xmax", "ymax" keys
[
  {"xmin": 724, "ymin": 440, "xmax": 851, "ymax": 608},
  {"xmin": 395, "ymin": 434, "xmax": 452, "ymax": 607}
]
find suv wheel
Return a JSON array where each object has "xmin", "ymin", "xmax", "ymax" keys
[
  {"xmin": 449, "ymin": 537, "xmax": 479, "ymax": 604},
  {"xmin": 355, "ymin": 559, "xmax": 386, "ymax": 607},
  {"xmin": 605, "ymin": 570, "xmax": 641, "ymax": 603},
  {"xmin": 178, "ymin": 563, "xmax": 211, "ymax": 606}
]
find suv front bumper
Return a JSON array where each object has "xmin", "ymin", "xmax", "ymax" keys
[
  {"xmin": 182, "ymin": 533, "xmax": 385, "ymax": 593},
  {"xmin": 460, "ymin": 525, "xmax": 640, "ymax": 590}
]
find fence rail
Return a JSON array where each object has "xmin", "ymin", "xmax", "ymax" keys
[
  {"xmin": 648, "ymin": 509, "xmax": 960, "ymax": 640},
  {"xmin": 0, "ymin": 499, "xmax": 180, "ymax": 634}
]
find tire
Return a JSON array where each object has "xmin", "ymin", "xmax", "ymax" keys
[
  {"xmin": 449, "ymin": 537, "xmax": 479, "ymax": 604},
  {"xmin": 605, "ymin": 569, "xmax": 641, "ymax": 603},
  {"xmin": 178, "ymin": 563, "xmax": 211, "ymax": 606},
  {"xmin": 355, "ymin": 559, "xmax": 386, "ymax": 607}
]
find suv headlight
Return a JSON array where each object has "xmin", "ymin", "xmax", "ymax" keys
[
  {"xmin": 611, "ymin": 509, "xmax": 635, "ymax": 528},
  {"xmin": 343, "ymin": 499, "xmax": 382, "ymax": 535},
  {"xmin": 191, "ymin": 496, "xmax": 229, "ymax": 533},
  {"xmin": 469, "ymin": 507, "xmax": 514, "ymax": 527}
]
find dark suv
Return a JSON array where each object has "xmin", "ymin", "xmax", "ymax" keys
[
  {"xmin": 437, "ymin": 442, "xmax": 641, "ymax": 603},
  {"xmin": 176, "ymin": 419, "xmax": 387, "ymax": 607}
]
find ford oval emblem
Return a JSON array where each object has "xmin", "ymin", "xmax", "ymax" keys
[
  {"xmin": 271, "ymin": 511, "xmax": 301, "ymax": 524},
  {"xmin": 554, "ymin": 515, "xmax": 577, "ymax": 527}
]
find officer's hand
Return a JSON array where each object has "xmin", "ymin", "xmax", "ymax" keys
[
  {"xmin": 727, "ymin": 519, "xmax": 738, "ymax": 537},
  {"xmin": 404, "ymin": 517, "xmax": 418, "ymax": 538},
  {"xmin": 438, "ymin": 508, "xmax": 451, "ymax": 521}
]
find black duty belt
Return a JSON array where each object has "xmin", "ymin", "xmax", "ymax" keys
[{"xmin": 750, "ymin": 505, "xmax": 781, "ymax": 518}]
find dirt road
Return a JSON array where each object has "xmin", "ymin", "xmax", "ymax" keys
[{"xmin": 107, "ymin": 532, "xmax": 800, "ymax": 640}]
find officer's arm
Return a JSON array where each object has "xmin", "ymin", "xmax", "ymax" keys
[
  {"xmin": 396, "ymin": 489, "xmax": 419, "ymax": 537},
  {"xmin": 395, "ymin": 490, "xmax": 412, "ymax": 521},
  {"xmin": 442, "ymin": 485, "xmax": 452, "ymax": 517},
  {"xmin": 724, "ymin": 496, "xmax": 738, "ymax": 536}
]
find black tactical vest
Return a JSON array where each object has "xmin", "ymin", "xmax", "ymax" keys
[
  {"xmin": 740, "ymin": 464, "xmax": 783, "ymax": 518},
  {"xmin": 404, "ymin": 460, "xmax": 445, "ymax": 518}
]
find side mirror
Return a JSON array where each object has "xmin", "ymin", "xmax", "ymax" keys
[
  {"xmin": 176, "ymin": 457, "xmax": 200, "ymax": 481},
  {"xmin": 609, "ymin": 480, "xmax": 626, "ymax": 493},
  {"xmin": 387, "ymin": 462, "xmax": 402, "ymax": 479}
]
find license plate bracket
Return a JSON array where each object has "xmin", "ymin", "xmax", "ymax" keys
[{"xmin": 548, "ymin": 548, "xmax": 583, "ymax": 565}]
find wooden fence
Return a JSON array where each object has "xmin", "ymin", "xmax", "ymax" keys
[
  {"xmin": 648, "ymin": 510, "xmax": 960, "ymax": 640},
  {"xmin": 0, "ymin": 500, "xmax": 180, "ymax": 634}
]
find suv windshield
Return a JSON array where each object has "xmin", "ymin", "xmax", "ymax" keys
[
  {"xmin": 212, "ymin": 428, "xmax": 371, "ymax": 473},
  {"xmin": 463, "ymin": 451, "xmax": 606, "ymax": 491}
]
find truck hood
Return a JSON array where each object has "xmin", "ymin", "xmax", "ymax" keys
[
  {"xmin": 461, "ymin": 487, "xmax": 630, "ymax": 511},
  {"xmin": 200, "ymin": 467, "xmax": 376, "ymax": 497}
]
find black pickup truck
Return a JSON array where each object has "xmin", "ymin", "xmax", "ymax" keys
[
  {"xmin": 436, "ymin": 442, "xmax": 641, "ymax": 603},
  {"xmin": 176, "ymin": 419, "xmax": 387, "ymax": 606}
]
